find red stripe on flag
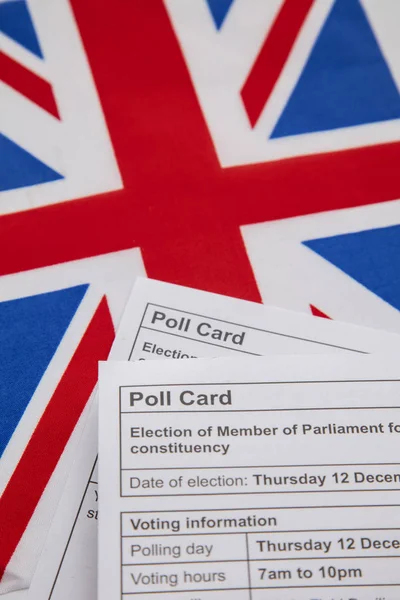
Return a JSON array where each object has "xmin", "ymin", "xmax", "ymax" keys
[
  {"xmin": 0, "ymin": 297, "xmax": 114, "ymax": 578},
  {"xmin": 141, "ymin": 224, "xmax": 262, "ymax": 302},
  {"xmin": 241, "ymin": 0, "xmax": 315, "ymax": 128},
  {"xmin": 0, "ymin": 51, "xmax": 60, "ymax": 119},
  {"xmin": 310, "ymin": 304, "xmax": 330, "ymax": 319}
]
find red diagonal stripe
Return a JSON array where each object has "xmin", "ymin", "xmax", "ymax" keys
[
  {"xmin": 241, "ymin": 0, "xmax": 315, "ymax": 128},
  {"xmin": 0, "ymin": 51, "xmax": 60, "ymax": 119},
  {"xmin": 0, "ymin": 297, "xmax": 114, "ymax": 578},
  {"xmin": 310, "ymin": 304, "xmax": 330, "ymax": 319}
]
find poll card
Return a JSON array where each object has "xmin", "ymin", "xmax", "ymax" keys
[
  {"xmin": 29, "ymin": 278, "xmax": 400, "ymax": 599},
  {"xmin": 98, "ymin": 355, "xmax": 400, "ymax": 600}
]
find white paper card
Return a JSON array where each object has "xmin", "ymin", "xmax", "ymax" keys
[
  {"xmin": 99, "ymin": 355, "xmax": 400, "ymax": 600},
  {"xmin": 29, "ymin": 278, "xmax": 400, "ymax": 599}
]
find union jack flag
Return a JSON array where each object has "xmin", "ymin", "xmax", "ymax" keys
[{"xmin": 1, "ymin": 0, "xmax": 400, "ymax": 593}]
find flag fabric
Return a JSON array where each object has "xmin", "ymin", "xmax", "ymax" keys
[
  {"xmin": 1, "ymin": 0, "xmax": 400, "ymax": 593},
  {"xmin": 243, "ymin": 199, "xmax": 400, "ymax": 332},
  {"xmin": 0, "ymin": 251, "xmax": 145, "ymax": 593}
]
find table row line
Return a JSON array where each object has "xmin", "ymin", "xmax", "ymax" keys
[
  {"xmin": 120, "ymin": 529, "xmax": 400, "ymax": 563},
  {"xmin": 121, "ymin": 557, "xmax": 399, "ymax": 593},
  {"xmin": 119, "ymin": 464, "xmax": 400, "ymax": 496}
]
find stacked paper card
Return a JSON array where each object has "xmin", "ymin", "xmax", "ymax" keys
[{"xmin": 29, "ymin": 278, "xmax": 400, "ymax": 600}]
